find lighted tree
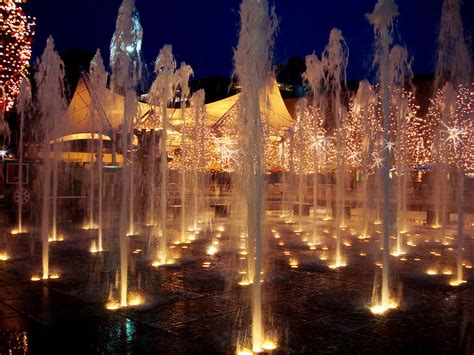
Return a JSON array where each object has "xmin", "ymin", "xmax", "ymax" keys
[{"xmin": 0, "ymin": 0, "xmax": 35, "ymax": 112}]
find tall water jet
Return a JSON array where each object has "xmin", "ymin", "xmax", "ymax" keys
[
  {"xmin": 296, "ymin": 98, "xmax": 306, "ymax": 233},
  {"xmin": 176, "ymin": 62, "xmax": 193, "ymax": 242},
  {"xmin": 286, "ymin": 127, "xmax": 296, "ymax": 223},
  {"xmin": 146, "ymin": 129, "xmax": 157, "ymax": 227},
  {"xmin": 35, "ymin": 36, "xmax": 66, "ymax": 279},
  {"xmin": 389, "ymin": 45, "xmax": 413, "ymax": 256},
  {"xmin": 234, "ymin": 0, "xmax": 277, "ymax": 351},
  {"xmin": 190, "ymin": 89, "xmax": 206, "ymax": 232},
  {"xmin": 367, "ymin": 0, "xmax": 399, "ymax": 314},
  {"xmin": 110, "ymin": 0, "xmax": 143, "ymax": 306},
  {"xmin": 15, "ymin": 78, "xmax": 32, "ymax": 235},
  {"xmin": 149, "ymin": 45, "xmax": 176, "ymax": 265},
  {"xmin": 440, "ymin": 83, "xmax": 468, "ymax": 286},
  {"xmin": 303, "ymin": 53, "xmax": 325, "ymax": 247},
  {"xmin": 352, "ymin": 80, "xmax": 377, "ymax": 239},
  {"xmin": 89, "ymin": 49, "xmax": 108, "ymax": 252},
  {"xmin": 322, "ymin": 28, "xmax": 349, "ymax": 268},
  {"xmin": 433, "ymin": 0, "xmax": 471, "ymax": 286}
]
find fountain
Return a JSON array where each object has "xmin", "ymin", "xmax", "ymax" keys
[
  {"xmin": 234, "ymin": 0, "xmax": 277, "ymax": 351},
  {"xmin": 432, "ymin": 0, "xmax": 471, "ymax": 287},
  {"xmin": 109, "ymin": 0, "xmax": 143, "ymax": 306},
  {"xmin": 366, "ymin": 0, "xmax": 399, "ymax": 314},
  {"xmin": 389, "ymin": 44, "xmax": 413, "ymax": 256},
  {"xmin": 89, "ymin": 49, "xmax": 108, "ymax": 252},
  {"xmin": 303, "ymin": 53, "xmax": 325, "ymax": 248},
  {"xmin": 0, "ymin": 0, "xmax": 472, "ymax": 353},
  {"xmin": 148, "ymin": 44, "xmax": 176, "ymax": 265},
  {"xmin": 176, "ymin": 62, "xmax": 194, "ymax": 243},
  {"xmin": 351, "ymin": 80, "xmax": 378, "ymax": 239},
  {"xmin": 190, "ymin": 89, "xmax": 207, "ymax": 232},
  {"xmin": 322, "ymin": 28, "xmax": 349, "ymax": 269},
  {"xmin": 295, "ymin": 98, "xmax": 306, "ymax": 234},
  {"xmin": 34, "ymin": 36, "xmax": 67, "ymax": 280},
  {"xmin": 14, "ymin": 78, "xmax": 32, "ymax": 235}
]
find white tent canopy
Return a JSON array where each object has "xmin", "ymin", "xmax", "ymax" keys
[{"xmin": 65, "ymin": 74, "xmax": 294, "ymax": 142}]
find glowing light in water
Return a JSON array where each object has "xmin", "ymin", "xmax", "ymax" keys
[
  {"xmin": 106, "ymin": 299, "xmax": 120, "ymax": 310},
  {"xmin": 128, "ymin": 293, "xmax": 144, "ymax": 306},
  {"xmin": 11, "ymin": 228, "xmax": 27, "ymax": 235},
  {"xmin": 328, "ymin": 260, "xmax": 347, "ymax": 269},
  {"xmin": 262, "ymin": 339, "xmax": 278, "ymax": 351},
  {"xmin": 90, "ymin": 240, "xmax": 98, "ymax": 254},
  {"xmin": 449, "ymin": 279, "xmax": 466, "ymax": 287},
  {"xmin": 206, "ymin": 244, "xmax": 219, "ymax": 256},
  {"xmin": 0, "ymin": 252, "xmax": 9, "ymax": 261},
  {"xmin": 370, "ymin": 300, "xmax": 398, "ymax": 315},
  {"xmin": 83, "ymin": 224, "xmax": 99, "ymax": 230},
  {"xmin": 289, "ymin": 258, "xmax": 299, "ymax": 269},
  {"xmin": 48, "ymin": 234, "xmax": 64, "ymax": 242}
]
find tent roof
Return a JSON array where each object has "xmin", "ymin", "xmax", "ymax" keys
[{"xmin": 65, "ymin": 74, "xmax": 294, "ymax": 139}]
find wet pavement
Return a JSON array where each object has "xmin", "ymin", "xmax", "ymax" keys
[{"xmin": 0, "ymin": 217, "xmax": 473, "ymax": 354}]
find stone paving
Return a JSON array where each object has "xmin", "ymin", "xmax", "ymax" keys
[{"xmin": 0, "ymin": 217, "xmax": 473, "ymax": 354}]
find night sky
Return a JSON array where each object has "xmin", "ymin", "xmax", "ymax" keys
[{"xmin": 26, "ymin": 0, "xmax": 474, "ymax": 81}]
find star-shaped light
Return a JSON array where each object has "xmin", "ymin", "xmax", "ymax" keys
[
  {"xmin": 383, "ymin": 139, "xmax": 396, "ymax": 153},
  {"xmin": 347, "ymin": 151, "xmax": 360, "ymax": 165},
  {"xmin": 214, "ymin": 136, "xmax": 238, "ymax": 166},
  {"xmin": 310, "ymin": 135, "xmax": 329, "ymax": 153},
  {"xmin": 372, "ymin": 152, "xmax": 384, "ymax": 169},
  {"xmin": 441, "ymin": 121, "xmax": 466, "ymax": 154}
]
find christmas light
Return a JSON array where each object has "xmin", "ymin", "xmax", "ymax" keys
[{"xmin": 0, "ymin": 0, "xmax": 35, "ymax": 111}]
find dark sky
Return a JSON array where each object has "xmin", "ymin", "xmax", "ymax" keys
[{"xmin": 25, "ymin": 0, "xmax": 473, "ymax": 80}]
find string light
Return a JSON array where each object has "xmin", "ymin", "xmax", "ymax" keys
[{"xmin": 0, "ymin": 0, "xmax": 35, "ymax": 111}]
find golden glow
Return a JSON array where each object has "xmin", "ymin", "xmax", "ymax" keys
[
  {"xmin": 128, "ymin": 293, "xmax": 144, "ymax": 306},
  {"xmin": 262, "ymin": 339, "xmax": 278, "ymax": 351},
  {"xmin": 152, "ymin": 259, "xmax": 174, "ymax": 267},
  {"xmin": 329, "ymin": 260, "xmax": 346, "ymax": 269},
  {"xmin": 289, "ymin": 258, "xmax": 299, "ymax": 269},
  {"xmin": 83, "ymin": 224, "xmax": 99, "ymax": 230},
  {"xmin": 51, "ymin": 133, "xmax": 112, "ymax": 144},
  {"xmin": 31, "ymin": 275, "xmax": 41, "ymax": 282},
  {"xmin": 370, "ymin": 300, "xmax": 398, "ymax": 315},
  {"xmin": 206, "ymin": 245, "xmax": 219, "ymax": 256},
  {"xmin": 391, "ymin": 251, "xmax": 405, "ymax": 257},
  {"xmin": 106, "ymin": 299, "xmax": 120, "ymax": 310},
  {"xmin": 48, "ymin": 234, "xmax": 64, "ymax": 242},
  {"xmin": 449, "ymin": 280, "xmax": 467, "ymax": 287},
  {"xmin": 238, "ymin": 279, "xmax": 251, "ymax": 286},
  {"xmin": 11, "ymin": 228, "xmax": 27, "ymax": 235},
  {"xmin": 90, "ymin": 240, "xmax": 98, "ymax": 254},
  {"xmin": 0, "ymin": 252, "xmax": 9, "ymax": 261}
]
